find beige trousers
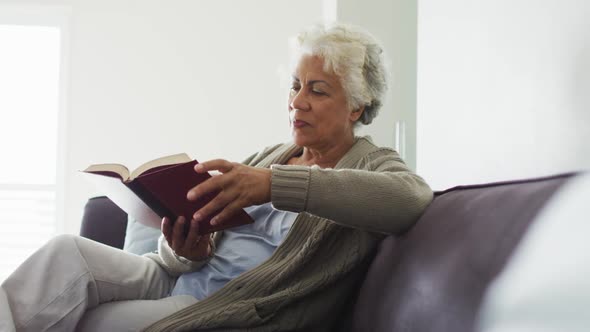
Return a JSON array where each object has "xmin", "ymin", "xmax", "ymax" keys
[{"xmin": 0, "ymin": 234, "xmax": 197, "ymax": 332}]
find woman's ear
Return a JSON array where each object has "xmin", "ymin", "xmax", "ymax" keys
[{"xmin": 349, "ymin": 106, "xmax": 365, "ymax": 122}]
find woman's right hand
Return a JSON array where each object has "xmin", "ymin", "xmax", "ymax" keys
[{"xmin": 161, "ymin": 216, "xmax": 212, "ymax": 261}]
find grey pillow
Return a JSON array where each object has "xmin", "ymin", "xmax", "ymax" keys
[{"xmin": 123, "ymin": 216, "xmax": 161, "ymax": 255}]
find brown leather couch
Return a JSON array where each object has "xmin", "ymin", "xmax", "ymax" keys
[{"xmin": 80, "ymin": 173, "xmax": 576, "ymax": 332}]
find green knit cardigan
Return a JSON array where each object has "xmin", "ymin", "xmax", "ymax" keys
[{"xmin": 144, "ymin": 136, "xmax": 433, "ymax": 331}]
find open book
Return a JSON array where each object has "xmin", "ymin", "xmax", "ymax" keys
[{"xmin": 81, "ymin": 153, "xmax": 254, "ymax": 235}]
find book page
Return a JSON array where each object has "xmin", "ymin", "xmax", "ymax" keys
[
  {"xmin": 131, "ymin": 153, "xmax": 192, "ymax": 180},
  {"xmin": 82, "ymin": 172, "xmax": 163, "ymax": 228},
  {"xmin": 83, "ymin": 164, "xmax": 130, "ymax": 181}
]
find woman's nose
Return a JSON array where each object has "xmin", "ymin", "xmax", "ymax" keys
[{"xmin": 289, "ymin": 90, "xmax": 310, "ymax": 111}]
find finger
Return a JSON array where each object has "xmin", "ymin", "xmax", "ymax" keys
[
  {"xmin": 210, "ymin": 200, "xmax": 244, "ymax": 226},
  {"xmin": 197, "ymin": 234, "xmax": 212, "ymax": 256},
  {"xmin": 162, "ymin": 217, "xmax": 173, "ymax": 243},
  {"xmin": 171, "ymin": 216, "xmax": 187, "ymax": 249},
  {"xmin": 194, "ymin": 159, "xmax": 235, "ymax": 174},
  {"xmin": 187, "ymin": 173, "xmax": 230, "ymax": 201},
  {"xmin": 183, "ymin": 218, "xmax": 202, "ymax": 250},
  {"xmin": 193, "ymin": 190, "xmax": 236, "ymax": 222}
]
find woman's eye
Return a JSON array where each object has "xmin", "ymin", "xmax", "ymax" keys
[{"xmin": 312, "ymin": 89, "xmax": 325, "ymax": 95}]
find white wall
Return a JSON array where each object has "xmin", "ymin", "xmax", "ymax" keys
[
  {"xmin": 338, "ymin": 0, "xmax": 418, "ymax": 170},
  {"xmin": 417, "ymin": 0, "xmax": 590, "ymax": 190}
]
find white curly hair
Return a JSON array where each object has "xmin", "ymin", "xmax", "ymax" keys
[{"xmin": 289, "ymin": 22, "xmax": 389, "ymax": 126}]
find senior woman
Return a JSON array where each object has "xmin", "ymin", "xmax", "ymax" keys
[{"xmin": 0, "ymin": 23, "xmax": 432, "ymax": 331}]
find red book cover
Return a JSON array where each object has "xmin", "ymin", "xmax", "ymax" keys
[{"xmin": 82, "ymin": 154, "xmax": 254, "ymax": 235}]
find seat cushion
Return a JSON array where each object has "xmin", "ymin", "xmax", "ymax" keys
[{"xmin": 350, "ymin": 173, "xmax": 575, "ymax": 332}]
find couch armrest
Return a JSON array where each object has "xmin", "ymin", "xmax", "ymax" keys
[
  {"xmin": 79, "ymin": 196, "xmax": 127, "ymax": 249},
  {"xmin": 349, "ymin": 173, "xmax": 574, "ymax": 332}
]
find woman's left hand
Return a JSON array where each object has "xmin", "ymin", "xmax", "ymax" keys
[{"xmin": 187, "ymin": 159, "xmax": 272, "ymax": 227}]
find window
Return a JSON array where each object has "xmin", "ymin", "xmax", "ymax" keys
[{"xmin": 0, "ymin": 6, "xmax": 68, "ymax": 281}]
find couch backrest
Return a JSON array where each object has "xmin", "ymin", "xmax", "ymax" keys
[
  {"xmin": 350, "ymin": 173, "xmax": 575, "ymax": 332},
  {"xmin": 80, "ymin": 196, "xmax": 128, "ymax": 249}
]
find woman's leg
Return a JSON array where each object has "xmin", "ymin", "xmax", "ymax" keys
[
  {"xmin": 76, "ymin": 295, "xmax": 198, "ymax": 331},
  {"xmin": 1, "ymin": 234, "xmax": 177, "ymax": 332},
  {"xmin": 0, "ymin": 287, "xmax": 16, "ymax": 332}
]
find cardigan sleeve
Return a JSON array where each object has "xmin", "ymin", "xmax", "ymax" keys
[
  {"xmin": 270, "ymin": 148, "xmax": 433, "ymax": 234},
  {"xmin": 144, "ymin": 232, "xmax": 222, "ymax": 276}
]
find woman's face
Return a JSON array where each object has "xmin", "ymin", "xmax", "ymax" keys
[{"xmin": 288, "ymin": 55, "xmax": 361, "ymax": 149}]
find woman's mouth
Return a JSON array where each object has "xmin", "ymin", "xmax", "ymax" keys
[{"xmin": 292, "ymin": 120, "xmax": 309, "ymax": 128}]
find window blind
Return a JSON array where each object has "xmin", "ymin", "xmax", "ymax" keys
[{"xmin": 0, "ymin": 186, "xmax": 56, "ymax": 281}]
